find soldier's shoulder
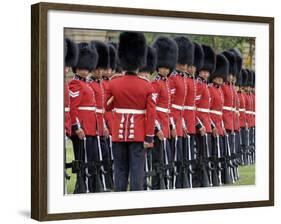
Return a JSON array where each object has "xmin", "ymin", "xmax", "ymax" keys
[
  {"xmin": 137, "ymin": 75, "xmax": 151, "ymax": 83},
  {"xmin": 68, "ymin": 78, "xmax": 81, "ymax": 87},
  {"xmin": 110, "ymin": 73, "xmax": 124, "ymax": 80}
]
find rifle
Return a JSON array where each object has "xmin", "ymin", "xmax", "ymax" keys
[
  {"xmin": 145, "ymin": 151, "xmax": 153, "ymax": 190},
  {"xmin": 252, "ymin": 126, "xmax": 255, "ymax": 163},
  {"xmin": 158, "ymin": 139, "xmax": 166, "ymax": 190},
  {"xmin": 245, "ymin": 126, "xmax": 252, "ymax": 165},
  {"xmin": 173, "ymin": 136, "xmax": 178, "ymax": 189},
  {"xmin": 224, "ymin": 133, "xmax": 235, "ymax": 184},
  {"xmin": 239, "ymin": 130, "xmax": 245, "ymax": 166},
  {"xmin": 204, "ymin": 134, "xmax": 214, "ymax": 187},
  {"xmin": 97, "ymin": 135, "xmax": 109, "ymax": 192},
  {"xmin": 215, "ymin": 135, "xmax": 223, "ymax": 186},
  {"xmin": 182, "ymin": 122, "xmax": 194, "ymax": 188},
  {"xmin": 163, "ymin": 138, "xmax": 172, "ymax": 189},
  {"xmin": 182, "ymin": 134, "xmax": 189, "ymax": 188},
  {"xmin": 232, "ymin": 132, "xmax": 239, "ymax": 181},
  {"xmin": 108, "ymin": 135, "xmax": 114, "ymax": 189},
  {"xmin": 64, "ymin": 136, "xmax": 71, "ymax": 195},
  {"xmin": 83, "ymin": 138, "xmax": 90, "ymax": 193}
]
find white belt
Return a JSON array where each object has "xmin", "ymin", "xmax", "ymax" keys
[
  {"xmin": 239, "ymin": 108, "xmax": 246, "ymax": 112},
  {"xmin": 197, "ymin": 108, "xmax": 210, "ymax": 113},
  {"xmin": 209, "ymin": 110, "xmax": 222, "ymax": 116},
  {"xmin": 96, "ymin": 108, "xmax": 104, "ymax": 113},
  {"xmin": 64, "ymin": 107, "xmax": 70, "ymax": 112},
  {"xmin": 171, "ymin": 104, "xmax": 184, "ymax": 110},
  {"xmin": 156, "ymin": 106, "xmax": 170, "ymax": 113},
  {"xmin": 223, "ymin": 106, "xmax": 235, "ymax": 111},
  {"xmin": 246, "ymin": 111, "xmax": 255, "ymax": 115},
  {"xmin": 78, "ymin": 106, "xmax": 96, "ymax": 111},
  {"xmin": 183, "ymin": 106, "xmax": 196, "ymax": 111},
  {"xmin": 114, "ymin": 108, "xmax": 146, "ymax": 114}
]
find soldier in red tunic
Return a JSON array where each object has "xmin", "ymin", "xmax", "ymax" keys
[
  {"xmin": 238, "ymin": 69, "xmax": 249, "ymax": 165},
  {"xmin": 221, "ymin": 50, "xmax": 238, "ymax": 181},
  {"xmin": 138, "ymin": 45, "xmax": 157, "ymax": 189},
  {"xmin": 69, "ymin": 42, "xmax": 100, "ymax": 193},
  {"xmin": 64, "ymin": 38, "xmax": 78, "ymax": 193},
  {"xmin": 88, "ymin": 41, "xmax": 112, "ymax": 190},
  {"xmin": 245, "ymin": 70, "xmax": 255, "ymax": 164},
  {"xmin": 151, "ymin": 36, "xmax": 178, "ymax": 189},
  {"xmin": 184, "ymin": 42, "xmax": 204, "ymax": 188},
  {"xmin": 196, "ymin": 45, "xmax": 216, "ymax": 187},
  {"xmin": 231, "ymin": 49, "xmax": 243, "ymax": 170},
  {"xmin": 64, "ymin": 38, "xmax": 78, "ymax": 137},
  {"xmin": 208, "ymin": 53, "xmax": 229, "ymax": 186},
  {"xmin": 171, "ymin": 36, "xmax": 194, "ymax": 188},
  {"xmin": 105, "ymin": 32, "xmax": 156, "ymax": 191}
]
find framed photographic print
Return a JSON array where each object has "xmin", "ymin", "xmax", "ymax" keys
[{"xmin": 31, "ymin": 2, "xmax": 274, "ymax": 221}]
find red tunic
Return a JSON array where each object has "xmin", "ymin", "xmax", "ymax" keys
[
  {"xmin": 208, "ymin": 83, "xmax": 224, "ymax": 136},
  {"xmin": 64, "ymin": 82, "xmax": 71, "ymax": 136},
  {"xmin": 169, "ymin": 71, "xmax": 188, "ymax": 137},
  {"xmin": 195, "ymin": 77, "xmax": 212, "ymax": 133},
  {"xmin": 238, "ymin": 92, "xmax": 247, "ymax": 128},
  {"xmin": 245, "ymin": 92, "xmax": 254, "ymax": 128},
  {"xmin": 105, "ymin": 72, "xmax": 156, "ymax": 143},
  {"xmin": 183, "ymin": 76, "xmax": 197, "ymax": 134},
  {"xmin": 221, "ymin": 83, "xmax": 235, "ymax": 131},
  {"xmin": 252, "ymin": 93, "xmax": 256, "ymax": 127},
  {"xmin": 233, "ymin": 88, "xmax": 240, "ymax": 131},
  {"xmin": 88, "ymin": 77, "xmax": 106, "ymax": 136},
  {"xmin": 151, "ymin": 75, "xmax": 173, "ymax": 138},
  {"xmin": 102, "ymin": 78, "xmax": 113, "ymax": 135},
  {"xmin": 69, "ymin": 75, "xmax": 97, "ymax": 136}
]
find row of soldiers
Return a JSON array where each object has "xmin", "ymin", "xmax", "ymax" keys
[{"xmin": 64, "ymin": 31, "xmax": 255, "ymax": 193}]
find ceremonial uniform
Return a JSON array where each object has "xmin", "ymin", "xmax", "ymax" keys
[
  {"xmin": 208, "ymin": 53, "xmax": 229, "ymax": 185},
  {"xmin": 65, "ymin": 82, "xmax": 71, "ymax": 136},
  {"xmin": 195, "ymin": 45, "xmax": 216, "ymax": 187},
  {"xmin": 64, "ymin": 38, "xmax": 78, "ymax": 136},
  {"xmin": 151, "ymin": 74, "xmax": 173, "ymax": 189},
  {"xmin": 238, "ymin": 69, "xmax": 248, "ymax": 165},
  {"xmin": 106, "ymin": 32, "xmax": 156, "ymax": 191},
  {"xmin": 69, "ymin": 43, "xmax": 100, "ymax": 193}
]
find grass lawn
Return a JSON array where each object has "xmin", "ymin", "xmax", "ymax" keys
[{"xmin": 65, "ymin": 139, "xmax": 255, "ymax": 194}]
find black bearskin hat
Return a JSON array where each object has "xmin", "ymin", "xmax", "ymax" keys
[
  {"xmin": 109, "ymin": 42, "xmax": 122, "ymax": 72},
  {"xmin": 209, "ymin": 54, "xmax": 229, "ymax": 82},
  {"xmin": 245, "ymin": 69, "xmax": 253, "ymax": 87},
  {"xmin": 199, "ymin": 45, "xmax": 216, "ymax": 74},
  {"xmin": 118, "ymin": 31, "xmax": 147, "ymax": 71},
  {"xmin": 251, "ymin": 70, "xmax": 256, "ymax": 88},
  {"xmin": 140, "ymin": 46, "xmax": 157, "ymax": 73},
  {"xmin": 90, "ymin": 41, "xmax": 109, "ymax": 69},
  {"xmin": 222, "ymin": 50, "xmax": 237, "ymax": 76},
  {"xmin": 193, "ymin": 42, "xmax": 204, "ymax": 70},
  {"xmin": 64, "ymin": 38, "xmax": 78, "ymax": 67},
  {"xmin": 108, "ymin": 43, "xmax": 117, "ymax": 71},
  {"xmin": 230, "ymin": 48, "xmax": 243, "ymax": 77},
  {"xmin": 73, "ymin": 42, "xmax": 98, "ymax": 72},
  {"xmin": 241, "ymin": 69, "xmax": 248, "ymax": 87},
  {"xmin": 152, "ymin": 35, "xmax": 178, "ymax": 70},
  {"xmin": 174, "ymin": 36, "xmax": 194, "ymax": 65}
]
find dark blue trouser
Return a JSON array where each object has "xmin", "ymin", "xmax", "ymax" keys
[
  {"xmin": 151, "ymin": 137, "xmax": 172, "ymax": 189},
  {"xmin": 99, "ymin": 136, "xmax": 113, "ymax": 188},
  {"xmin": 70, "ymin": 135, "xmax": 100, "ymax": 193},
  {"xmin": 113, "ymin": 142, "xmax": 146, "ymax": 191},
  {"xmin": 170, "ymin": 137, "xmax": 183, "ymax": 188}
]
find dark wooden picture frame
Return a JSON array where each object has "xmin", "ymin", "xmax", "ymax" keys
[{"xmin": 31, "ymin": 2, "xmax": 274, "ymax": 221}]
